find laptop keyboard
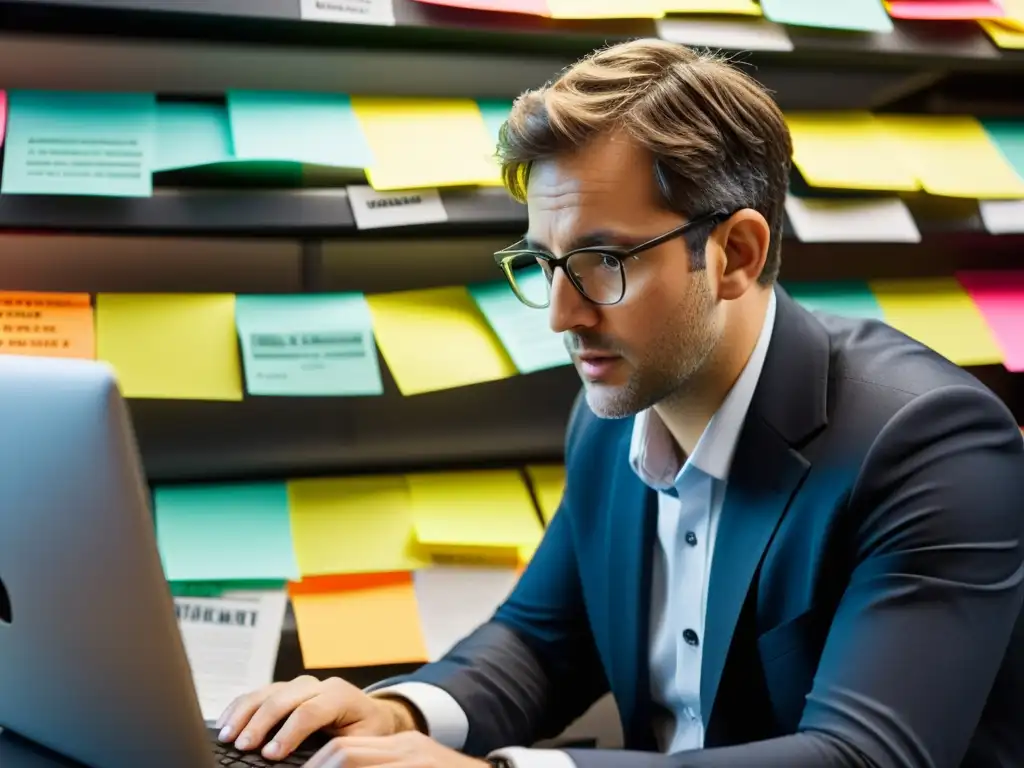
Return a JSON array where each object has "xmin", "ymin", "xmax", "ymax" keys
[{"xmin": 209, "ymin": 732, "xmax": 317, "ymax": 767}]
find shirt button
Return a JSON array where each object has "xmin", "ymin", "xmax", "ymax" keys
[
  {"xmin": 683, "ymin": 629, "xmax": 700, "ymax": 646},
  {"xmin": 685, "ymin": 531, "xmax": 698, "ymax": 546}
]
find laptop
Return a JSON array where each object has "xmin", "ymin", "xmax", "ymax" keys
[{"xmin": 0, "ymin": 355, "xmax": 324, "ymax": 768}]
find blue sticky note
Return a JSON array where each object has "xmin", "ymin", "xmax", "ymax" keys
[
  {"xmin": 227, "ymin": 91, "xmax": 374, "ymax": 168},
  {"xmin": 477, "ymin": 99, "xmax": 513, "ymax": 146},
  {"xmin": 154, "ymin": 482, "xmax": 300, "ymax": 582},
  {"xmin": 2, "ymin": 91, "xmax": 156, "ymax": 197},
  {"xmin": 235, "ymin": 293, "xmax": 384, "ymax": 397},
  {"xmin": 469, "ymin": 278, "xmax": 571, "ymax": 374},
  {"xmin": 785, "ymin": 281, "xmax": 884, "ymax": 320},
  {"xmin": 982, "ymin": 119, "xmax": 1024, "ymax": 179},
  {"xmin": 760, "ymin": 0, "xmax": 893, "ymax": 33},
  {"xmin": 153, "ymin": 102, "xmax": 235, "ymax": 172}
]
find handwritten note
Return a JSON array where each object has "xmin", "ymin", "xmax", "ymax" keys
[
  {"xmin": 289, "ymin": 573, "xmax": 428, "ymax": 668},
  {"xmin": 347, "ymin": 185, "xmax": 448, "ymax": 229},
  {"xmin": 785, "ymin": 281, "xmax": 885, "ymax": 320},
  {"xmin": 469, "ymin": 280, "xmax": 571, "ymax": 374},
  {"xmin": 2, "ymin": 91, "xmax": 156, "ymax": 197},
  {"xmin": 784, "ymin": 195, "xmax": 921, "ymax": 243},
  {"xmin": 366, "ymin": 286, "xmax": 518, "ymax": 395},
  {"xmin": 153, "ymin": 102, "xmax": 234, "ymax": 172},
  {"xmin": 287, "ymin": 475, "xmax": 430, "ymax": 576},
  {"xmin": 956, "ymin": 270, "xmax": 1024, "ymax": 372},
  {"xmin": 0, "ymin": 291, "xmax": 94, "ymax": 359},
  {"xmin": 525, "ymin": 464, "xmax": 566, "ymax": 524},
  {"xmin": 95, "ymin": 293, "xmax": 243, "ymax": 401},
  {"xmin": 658, "ymin": 17, "xmax": 794, "ymax": 51},
  {"xmin": 760, "ymin": 0, "xmax": 893, "ymax": 31},
  {"xmin": 155, "ymin": 482, "xmax": 300, "ymax": 582},
  {"xmin": 299, "ymin": 0, "xmax": 396, "ymax": 25}
]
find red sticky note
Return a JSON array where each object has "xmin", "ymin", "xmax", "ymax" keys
[
  {"xmin": 956, "ymin": 270, "xmax": 1024, "ymax": 372},
  {"xmin": 412, "ymin": 0, "xmax": 548, "ymax": 14},
  {"xmin": 885, "ymin": 1, "xmax": 1005, "ymax": 19},
  {"xmin": 0, "ymin": 91, "xmax": 7, "ymax": 148}
]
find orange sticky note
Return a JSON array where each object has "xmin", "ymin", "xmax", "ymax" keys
[
  {"xmin": 289, "ymin": 573, "xmax": 428, "ymax": 669},
  {"xmin": 0, "ymin": 291, "xmax": 94, "ymax": 359}
]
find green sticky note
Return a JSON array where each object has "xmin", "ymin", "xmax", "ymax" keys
[
  {"xmin": 760, "ymin": 0, "xmax": 893, "ymax": 32},
  {"xmin": 469, "ymin": 278, "xmax": 571, "ymax": 374},
  {"xmin": 227, "ymin": 91, "xmax": 374, "ymax": 168},
  {"xmin": 153, "ymin": 102, "xmax": 235, "ymax": 172},
  {"xmin": 155, "ymin": 482, "xmax": 300, "ymax": 582},
  {"xmin": 168, "ymin": 580, "xmax": 287, "ymax": 598},
  {"xmin": 2, "ymin": 91, "xmax": 156, "ymax": 197},
  {"xmin": 981, "ymin": 120, "xmax": 1024, "ymax": 179},
  {"xmin": 235, "ymin": 293, "xmax": 383, "ymax": 397},
  {"xmin": 785, "ymin": 281, "xmax": 884, "ymax": 320},
  {"xmin": 477, "ymin": 99, "xmax": 513, "ymax": 146}
]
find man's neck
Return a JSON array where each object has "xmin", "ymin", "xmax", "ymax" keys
[{"xmin": 653, "ymin": 288, "xmax": 771, "ymax": 457}]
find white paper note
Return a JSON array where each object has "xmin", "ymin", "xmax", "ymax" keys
[
  {"xmin": 657, "ymin": 18, "xmax": 794, "ymax": 52},
  {"xmin": 785, "ymin": 194, "xmax": 922, "ymax": 243},
  {"xmin": 174, "ymin": 590, "xmax": 288, "ymax": 722},
  {"xmin": 978, "ymin": 199, "xmax": 1024, "ymax": 234},
  {"xmin": 347, "ymin": 185, "xmax": 449, "ymax": 229},
  {"xmin": 413, "ymin": 566, "xmax": 519, "ymax": 661},
  {"xmin": 300, "ymin": 0, "xmax": 396, "ymax": 26}
]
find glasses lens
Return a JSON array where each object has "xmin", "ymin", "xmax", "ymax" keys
[
  {"xmin": 507, "ymin": 254, "xmax": 551, "ymax": 308},
  {"xmin": 567, "ymin": 251, "xmax": 625, "ymax": 304}
]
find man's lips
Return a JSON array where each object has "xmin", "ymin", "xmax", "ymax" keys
[{"xmin": 576, "ymin": 352, "xmax": 622, "ymax": 380}]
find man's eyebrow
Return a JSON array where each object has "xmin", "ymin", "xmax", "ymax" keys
[{"xmin": 522, "ymin": 229, "xmax": 644, "ymax": 254}]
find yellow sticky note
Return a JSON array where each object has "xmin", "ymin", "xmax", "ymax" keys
[
  {"xmin": 288, "ymin": 475, "xmax": 430, "ymax": 577},
  {"xmin": 785, "ymin": 112, "xmax": 919, "ymax": 192},
  {"xmin": 979, "ymin": 19, "xmax": 1024, "ymax": 48},
  {"xmin": 96, "ymin": 293, "xmax": 242, "ymax": 400},
  {"xmin": 877, "ymin": 115, "xmax": 1024, "ymax": 199},
  {"xmin": 351, "ymin": 97, "xmax": 500, "ymax": 190},
  {"xmin": 663, "ymin": 0, "xmax": 761, "ymax": 14},
  {"xmin": 289, "ymin": 573, "xmax": 428, "ymax": 669},
  {"xmin": 870, "ymin": 278, "xmax": 1004, "ymax": 367},
  {"xmin": 526, "ymin": 464, "xmax": 566, "ymax": 524},
  {"xmin": 408, "ymin": 470, "xmax": 544, "ymax": 562},
  {"xmin": 995, "ymin": 0, "xmax": 1024, "ymax": 29},
  {"xmin": 366, "ymin": 286, "xmax": 517, "ymax": 395},
  {"xmin": 548, "ymin": 0, "xmax": 664, "ymax": 16}
]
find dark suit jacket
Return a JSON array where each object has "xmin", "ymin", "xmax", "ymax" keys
[{"xmin": 387, "ymin": 287, "xmax": 1024, "ymax": 767}]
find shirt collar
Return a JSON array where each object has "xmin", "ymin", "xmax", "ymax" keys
[{"xmin": 629, "ymin": 288, "xmax": 777, "ymax": 491}]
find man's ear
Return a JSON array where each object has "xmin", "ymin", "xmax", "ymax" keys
[{"xmin": 712, "ymin": 209, "xmax": 771, "ymax": 301}]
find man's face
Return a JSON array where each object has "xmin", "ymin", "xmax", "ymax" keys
[{"xmin": 526, "ymin": 133, "xmax": 723, "ymax": 419}]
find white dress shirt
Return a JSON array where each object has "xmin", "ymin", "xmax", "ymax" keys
[{"xmin": 375, "ymin": 292, "xmax": 777, "ymax": 767}]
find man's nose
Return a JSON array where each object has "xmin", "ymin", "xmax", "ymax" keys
[{"xmin": 548, "ymin": 269, "xmax": 597, "ymax": 334}]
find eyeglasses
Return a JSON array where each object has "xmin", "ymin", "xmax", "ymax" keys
[{"xmin": 492, "ymin": 210, "xmax": 733, "ymax": 309}]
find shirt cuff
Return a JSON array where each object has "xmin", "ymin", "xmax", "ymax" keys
[
  {"xmin": 369, "ymin": 682, "xmax": 468, "ymax": 750},
  {"xmin": 488, "ymin": 747, "xmax": 578, "ymax": 768}
]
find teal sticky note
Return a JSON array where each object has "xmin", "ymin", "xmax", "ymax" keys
[
  {"xmin": 477, "ymin": 99, "xmax": 513, "ymax": 146},
  {"xmin": 1, "ymin": 91, "xmax": 156, "ymax": 197},
  {"xmin": 154, "ymin": 483, "xmax": 300, "ymax": 582},
  {"xmin": 785, "ymin": 281, "xmax": 884, "ymax": 320},
  {"xmin": 167, "ymin": 580, "xmax": 287, "ymax": 597},
  {"xmin": 227, "ymin": 91, "xmax": 374, "ymax": 168},
  {"xmin": 469, "ymin": 278, "xmax": 571, "ymax": 374},
  {"xmin": 235, "ymin": 293, "xmax": 383, "ymax": 397},
  {"xmin": 982, "ymin": 120, "xmax": 1024, "ymax": 179},
  {"xmin": 153, "ymin": 102, "xmax": 235, "ymax": 172},
  {"xmin": 760, "ymin": 0, "xmax": 893, "ymax": 32}
]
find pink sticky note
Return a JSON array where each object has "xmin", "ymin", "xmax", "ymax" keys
[
  {"xmin": 957, "ymin": 270, "xmax": 1024, "ymax": 372},
  {"xmin": 0, "ymin": 91, "xmax": 7, "ymax": 148},
  {"xmin": 885, "ymin": 0, "xmax": 1005, "ymax": 20},
  {"xmin": 411, "ymin": 0, "xmax": 548, "ymax": 14}
]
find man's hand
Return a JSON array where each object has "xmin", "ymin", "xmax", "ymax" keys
[
  {"xmin": 304, "ymin": 731, "xmax": 489, "ymax": 768},
  {"xmin": 215, "ymin": 675, "xmax": 422, "ymax": 761}
]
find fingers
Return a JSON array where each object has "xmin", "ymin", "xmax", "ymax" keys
[
  {"xmin": 303, "ymin": 739, "xmax": 401, "ymax": 768},
  {"xmin": 261, "ymin": 681, "xmax": 357, "ymax": 760},
  {"xmin": 222, "ymin": 675, "xmax": 322, "ymax": 750},
  {"xmin": 216, "ymin": 681, "xmax": 289, "ymax": 739}
]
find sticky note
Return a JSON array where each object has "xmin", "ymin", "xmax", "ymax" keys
[
  {"xmin": 228, "ymin": 91, "xmax": 374, "ymax": 169},
  {"xmin": 469, "ymin": 280, "xmax": 571, "ymax": 374},
  {"xmin": 980, "ymin": 19, "xmax": 1024, "ymax": 47},
  {"xmin": 981, "ymin": 119, "xmax": 1024, "ymax": 179},
  {"xmin": 289, "ymin": 573, "xmax": 428, "ymax": 669},
  {"xmin": 168, "ymin": 580, "xmax": 288, "ymax": 598},
  {"xmin": 546, "ymin": 0, "xmax": 665, "ymax": 16},
  {"xmin": 869, "ymin": 277, "xmax": 1004, "ymax": 367},
  {"xmin": 2, "ymin": 91, "xmax": 156, "ymax": 197},
  {"xmin": 351, "ymin": 97, "xmax": 500, "ymax": 190},
  {"xmin": 978, "ymin": 200, "xmax": 1024, "ymax": 234},
  {"xmin": 407, "ymin": 470, "xmax": 544, "ymax": 562},
  {"xmin": 784, "ymin": 195, "xmax": 920, "ymax": 243},
  {"xmin": 347, "ymin": 185, "xmax": 448, "ymax": 230},
  {"xmin": 154, "ymin": 482, "xmax": 300, "ymax": 582},
  {"xmin": 287, "ymin": 475, "xmax": 430, "ymax": 576},
  {"xmin": 760, "ymin": 0, "xmax": 893, "ymax": 31},
  {"xmin": 659, "ymin": 16, "xmax": 794, "ymax": 50},
  {"xmin": 526, "ymin": 464, "xmax": 566, "ymax": 524},
  {"xmin": 413, "ymin": 566, "xmax": 519, "ymax": 661},
  {"xmin": 956, "ymin": 271, "xmax": 1024, "ymax": 372},
  {"xmin": 785, "ymin": 112, "xmax": 918, "ymax": 192},
  {"xmin": 153, "ymin": 102, "xmax": 234, "ymax": 172},
  {"xmin": 235, "ymin": 293, "xmax": 382, "ymax": 397},
  {"xmin": 785, "ymin": 281, "xmax": 885, "ymax": 320},
  {"xmin": 885, "ymin": 0, "xmax": 1005, "ymax": 19},
  {"xmin": 0, "ymin": 91, "xmax": 7, "ymax": 147},
  {"xmin": 663, "ymin": 0, "xmax": 762, "ymax": 13},
  {"xmin": 877, "ymin": 115, "xmax": 1024, "ymax": 199},
  {"xmin": 0, "ymin": 291, "xmax": 94, "ymax": 359},
  {"xmin": 1000, "ymin": 0, "xmax": 1024, "ymax": 27},
  {"xmin": 299, "ymin": 0, "xmax": 396, "ymax": 25},
  {"xmin": 477, "ymin": 99, "xmax": 513, "ymax": 146},
  {"xmin": 412, "ymin": 0, "xmax": 548, "ymax": 12},
  {"xmin": 366, "ymin": 286, "xmax": 517, "ymax": 395},
  {"xmin": 95, "ymin": 293, "xmax": 243, "ymax": 401}
]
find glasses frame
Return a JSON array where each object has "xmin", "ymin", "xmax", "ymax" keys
[{"xmin": 493, "ymin": 209, "xmax": 734, "ymax": 309}]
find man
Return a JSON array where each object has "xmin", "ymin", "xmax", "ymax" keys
[{"xmin": 216, "ymin": 39, "xmax": 1024, "ymax": 768}]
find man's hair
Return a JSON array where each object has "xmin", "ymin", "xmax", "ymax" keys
[{"xmin": 496, "ymin": 38, "xmax": 792, "ymax": 285}]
